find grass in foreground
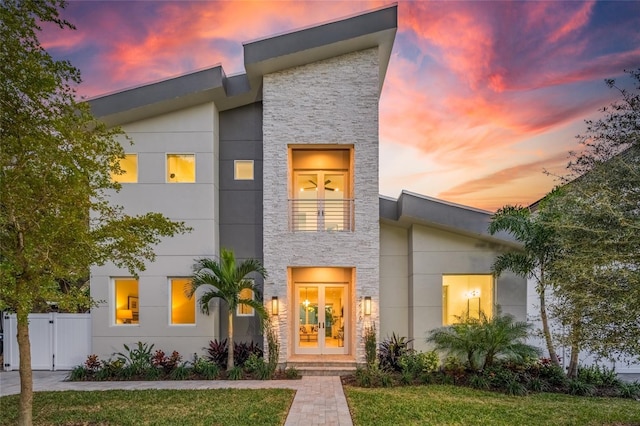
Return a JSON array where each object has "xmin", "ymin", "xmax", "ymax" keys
[
  {"xmin": 0, "ymin": 388, "xmax": 294, "ymax": 426},
  {"xmin": 345, "ymin": 384, "xmax": 640, "ymax": 426}
]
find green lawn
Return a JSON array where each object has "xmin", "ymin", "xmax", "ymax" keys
[
  {"xmin": 345, "ymin": 385, "xmax": 640, "ymax": 426},
  {"xmin": 0, "ymin": 388, "xmax": 295, "ymax": 426}
]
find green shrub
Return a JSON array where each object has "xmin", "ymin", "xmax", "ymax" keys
[
  {"xmin": 442, "ymin": 356, "xmax": 466, "ymax": 381},
  {"xmin": 379, "ymin": 333, "xmax": 414, "ymax": 372},
  {"xmin": 577, "ymin": 364, "xmax": 620, "ymax": 387},
  {"xmin": 244, "ymin": 353, "xmax": 271, "ymax": 380},
  {"xmin": 469, "ymin": 374, "xmax": 490, "ymax": 390},
  {"xmin": 115, "ymin": 342, "xmax": 155, "ymax": 376},
  {"xmin": 192, "ymin": 356, "xmax": 219, "ymax": 380},
  {"xmin": 169, "ymin": 364, "xmax": 190, "ymax": 380},
  {"xmin": 527, "ymin": 377, "xmax": 549, "ymax": 392},
  {"xmin": 364, "ymin": 324, "xmax": 377, "ymax": 368},
  {"xmin": 355, "ymin": 364, "xmax": 396, "ymax": 387},
  {"xmin": 69, "ymin": 366, "xmax": 87, "ymax": 381},
  {"xmin": 505, "ymin": 380, "xmax": 528, "ymax": 396},
  {"xmin": 206, "ymin": 339, "xmax": 263, "ymax": 369},
  {"xmin": 568, "ymin": 379, "xmax": 596, "ymax": 396},
  {"xmin": 265, "ymin": 318, "xmax": 280, "ymax": 377},
  {"xmin": 427, "ymin": 311, "xmax": 539, "ymax": 372},
  {"xmin": 227, "ymin": 366, "xmax": 244, "ymax": 380},
  {"xmin": 616, "ymin": 381, "xmax": 640, "ymax": 399},
  {"xmin": 399, "ymin": 350, "xmax": 440, "ymax": 379},
  {"xmin": 284, "ymin": 367, "xmax": 300, "ymax": 380},
  {"xmin": 538, "ymin": 362, "xmax": 568, "ymax": 387}
]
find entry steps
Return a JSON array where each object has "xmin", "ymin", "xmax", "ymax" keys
[{"xmin": 286, "ymin": 360, "xmax": 357, "ymax": 376}]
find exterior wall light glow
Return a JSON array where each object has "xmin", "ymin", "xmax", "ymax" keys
[
  {"xmin": 272, "ymin": 296, "xmax": 279, "ymax": 315},
  {"xmin": 364, "ymin": 296, "xmax": 371, "ymax": 316}
]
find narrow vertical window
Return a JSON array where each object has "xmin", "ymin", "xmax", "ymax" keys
[
  {"xmin": 234, "ymin": 160, "xmax": 254, "ymax": 180},
  {"xmin": 114, "ymin": 278, "xmax": 139, "ymax": 324},
  {"xmin": 167, "ymin": 154, "xmax": 195, "ymax": 182},
  {"xmin": 237, "ymin": 288, "xmax": 255, "ymax": 316},
  {"xmin": 111, "ymin": 154, "xmax": 138, "ymax": 183},
  {"xmin": 170, "ymin": 278, "xmax": 196, "ymax": 325}
]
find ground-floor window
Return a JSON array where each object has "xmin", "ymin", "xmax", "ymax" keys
[
  {"xmin": 442, "ymin": 275, "xmax": 493, "ymax": 325},
  {"xmin": 114, "ymin": 278, "xmax": 139, "ymax": 325},
  {"xmin": 237, "ymin": 288, "xmax": 255, "ymax": 316},
  {"xmin": 170, "ymin": 278, "xmax": 196, "ymax": 325}
]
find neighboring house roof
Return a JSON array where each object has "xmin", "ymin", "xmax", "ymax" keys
[
  {"xmin": 380, "ymin": 190, "xmax": 521, "ymax": 247},
  {"xmin": 89, "ymin": 4, "xmax": 397, "ymax": 127}
]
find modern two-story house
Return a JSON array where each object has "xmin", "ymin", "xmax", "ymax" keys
[{"xmin": 87, "ymin": 5, "xmax": 529, "ymax": 369}]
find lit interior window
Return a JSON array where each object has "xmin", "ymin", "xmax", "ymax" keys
[
  {"xmin": 234, "ymin": 160, "xmax": 254, "ymax": 180},
  {"xmin": 114, "ymin": 278, "xmax": 139, "ymax": 324},
  {"xmin": 170, "ymin": 278, "xmax": 195, "ymax": 325},
  {"xmin": 237, "ymin": 288, "xmax": 255, "ymax": 316},
  {"xmin": 167, "ymin": 154, "xmax": 195, "ymax": 183},
  {"xmin": 442, "ymin": 275, "xmax": 493, "ymax": 325},
  {"xmin": 111, "ymin": 154, "xmax": 138, "ymax": 183}
]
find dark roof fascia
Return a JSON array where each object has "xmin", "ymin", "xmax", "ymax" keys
[
  {"xmin": 243, "ymin": 4, "xmax": 397, "ymax": 94},
  {"xmin": 88, "ymin": 5, "xmax": 397, "ymax": 126},
  {"xmin": 380, "ymin": 191, "xmax": 521, "ymax": 247},
  {"xmin": 89, "ymin": 66, "xmax": 228, "ymax": 127}
]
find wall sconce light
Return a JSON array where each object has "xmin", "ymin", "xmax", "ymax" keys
[
  {"xmin": 272, "ymin": 296, "xmax": 279, "ymax": 315},
  {"xmin": 364, "ymin": 296, "xmax": 372, "ymax": 316}
]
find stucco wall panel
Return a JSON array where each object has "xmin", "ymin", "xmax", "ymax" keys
[{"xmin": 90, "ymin": 102, "xmax": 219, "ymax": 359}]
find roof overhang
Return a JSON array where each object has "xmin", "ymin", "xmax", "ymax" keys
[
  {"xmin": 380, "ymin": 191, "xmax": 522, "ymax": 248},
  {"xmin": 88, "ymin": 4, "xmax": 397, "ymax": 126}
]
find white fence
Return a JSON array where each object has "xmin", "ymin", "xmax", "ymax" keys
[{"xmin": 3, "ymin": 313, "xmax": 91, "ymax": 371}]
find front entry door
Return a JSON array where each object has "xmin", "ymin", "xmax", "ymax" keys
[{"xmin": 295, "ymin": 284, "xmax": 348, "ymax": 354}]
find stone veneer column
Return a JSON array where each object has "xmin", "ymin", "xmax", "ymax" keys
[{"xmin": 262, "ymin": 48, "xmax": 380, "ymax": 363}]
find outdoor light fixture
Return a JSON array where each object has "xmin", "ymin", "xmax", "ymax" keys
[
  {"xmin": 364, "ymin": 296, "xmax": 372, "ymax": 315},
  {"xmin": 272, "ymin": 296, "xmax": 279, "ymax": 315}
]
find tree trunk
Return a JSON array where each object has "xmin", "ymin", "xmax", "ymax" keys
[
  {"xmin": 539, "ymin": 283, "xmax": 561, "ymax": 368},
  {"xmin": 567, "ymin": 320, "xmax": 581, "ymax": 378},
  {"xmin": 227, "ymin": 309, "xmax": 234, "ymax": 371},
  {"xmin": 17, "ymin": 308, "xmax": 33, "ymax": 426}
]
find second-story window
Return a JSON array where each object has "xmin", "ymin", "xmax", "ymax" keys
[
  {"xmin": 289, "ymin": 148, "xmax": 353, "ymax": 232},
  {"xmin": 111, "ymin": 153, "xmax": 138, "ymax": 183},
  {"xmin": 234, "ymin": 160, "xmax": 254, "ymax": 180},
  {"xmin": 167, "ymin": 154, "xmax": 195, "ymax": 183}
]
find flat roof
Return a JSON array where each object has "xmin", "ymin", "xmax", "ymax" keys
[{"xmin": 380, "ymin": 191, "xmax": 521, "ymax": 247}]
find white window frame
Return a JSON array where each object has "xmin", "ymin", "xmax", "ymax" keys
[
  {"xmin": 166, "ymin": 153, "xmax": 196, "ymax": 183},
  {"xmin": 112, "ymin": 153, "xmax": 138, "ymax": 183},
  {"xmin": 168, "ymin": 278, "xmax": 196, "ymax": 326},
  {"xmin": 234, "ymin": 160, "xmax": 255, "ymax": 180},
  {"xmin": 112, "ymin": 277, "xmax": 139, "ymax": 326},
  {"xmin": 236, "ymin": 287, "xmax": 255, "ymax": 317}
]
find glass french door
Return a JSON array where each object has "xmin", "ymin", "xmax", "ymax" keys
[
  {"xmin": 295, "ymin": 284, "xmax": 348, "ymax": 354},
  {"xmin": 293, "ymin": 171, "xmax": 348, "ymax": 231}
]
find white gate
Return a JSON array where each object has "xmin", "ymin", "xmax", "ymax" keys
[{"xmin": 3, "ymin": 313, "xmax": 91, "ymax": 371}]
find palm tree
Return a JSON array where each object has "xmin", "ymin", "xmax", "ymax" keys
[
  {"xmin": 186, "ymin": 248, "xmax": 267, "ymax": 370},
  {"xmin": 489, "ymin": 203, "xmax": 561, "ymax": 369},
  {"xmin": 427, "ymin": 311, "xmax": 540, "ymax": 371}
]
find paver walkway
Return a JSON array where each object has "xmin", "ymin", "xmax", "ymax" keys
[{"xmin": 0, "ymin": 371, "xmax": 353, "ymax": 425}]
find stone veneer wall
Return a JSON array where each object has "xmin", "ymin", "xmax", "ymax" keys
[{"xmin": 262, "ymin": 48, "xmax": 380, "ymax": 363}]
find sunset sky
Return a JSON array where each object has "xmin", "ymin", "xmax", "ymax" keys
[{"xmin": 41, "ymin": 1, "xmax": 640, "ymax": 211}]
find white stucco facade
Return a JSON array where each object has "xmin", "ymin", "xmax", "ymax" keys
[
  {"xmin": 90, "ymin": 103, "xmax": 220, "ymax": 358},
  {"xmin": 380, "ymin": 221, "xmax": 526, "ymax": 353}
]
